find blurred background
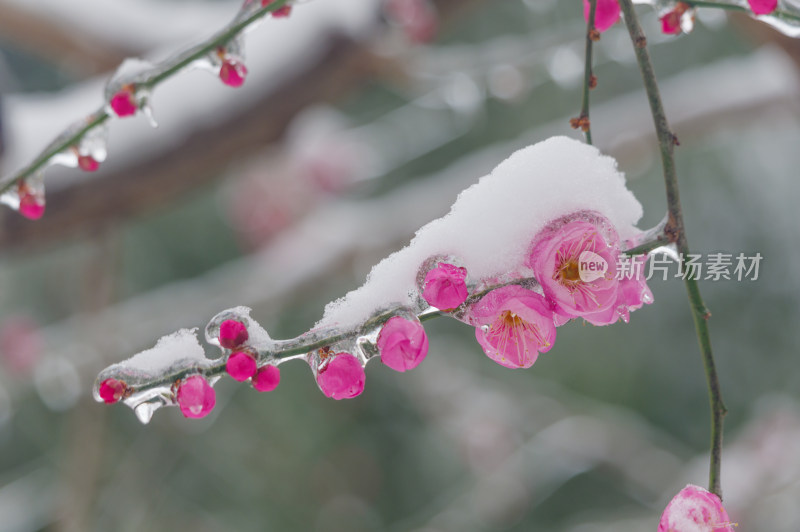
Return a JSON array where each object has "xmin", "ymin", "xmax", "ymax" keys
[{"xmin": 1, "ymin": 0, "xmax": 799, "ymax": 530}]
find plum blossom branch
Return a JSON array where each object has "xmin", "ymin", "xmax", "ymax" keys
[
  {"xmin": 574, "ymin": 0, "xmax": 598, "ymax": 144},
  {"xmin": 618, "ymin": 0, "xmax": 727, "ymax": 498},
  {"xmin": 0, "ymin": 0, "xmax": 292, "ymax": 198}
]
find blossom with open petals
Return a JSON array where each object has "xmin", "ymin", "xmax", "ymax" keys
[
  {"xmin": 529, "ymin": 212, "xmax": 620, "ymax": 324},
  {"xmin": 468, "ymin": 285, "xmax": 556, "ymax": 369}
]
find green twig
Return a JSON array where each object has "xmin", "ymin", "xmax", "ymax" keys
[
  {"xmin": 618, "ymin": 0, "xmax": 727, "ymax": 498},
  {"xmin": 0, "ymin": 0, "xmax": 291, "ymax": 197}
]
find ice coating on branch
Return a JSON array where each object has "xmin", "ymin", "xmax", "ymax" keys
[
  {"xmin": 317, "ymin": 136, "xmax": 643, "ymax": 329},
  {"xmin": 115, "ymin": 328, "xmax": 207, "ymax": 376}
]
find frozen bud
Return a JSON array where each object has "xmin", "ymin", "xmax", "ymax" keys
[
  {"xmin": 110, "ymin": 86, "xmax": 138, "ymax": 117},
  {"xmin": 252, "ymin": 365, "xmax": 281, "ymax": 392},
  {"xmin": 660, "ymin": 2, "xmax": 690, "ymax": 35},
  {"xmin": 658, "ymin": 484, "xmax": 736, "ymax": 531},
  {"xmin": 262, "ymin": 0, "xmax": 292, "ymax": 17},
  {"xmin": 377, "ymin": 316, "xmax": 429, "ymax": 372},
  {"xmin": 583, "ymin": 0, "xmax": 620, "ymax": 32},
  {"xmin": 78, "ymin": 155, "xmax": 100, "ymax": 172},
  {"xmin": 226, "ymin": 350, "xmax": 257, "ymax": 381},
  {"xmin": 219, "ymin": 319, "xmax": 249, "ymax": 349},
  {"xmin": 748, "ymin": 0, "xmax": 777, "ymax": 14},
  {"xmin": 468, "ymin": 285, "xmax": 556, "ymax": 369},
  {"xmin": 176, "ymin": 375, "xmax": 216, "ymax": 419},
  {"xmin": 422, "ymin": 262, "xmax": 468, "ymax": 310},
  {"xmin": 17, "ymin": 184, "xmax": 45, "ymax": 220},
  {"xmin": 317, "ymin": 353, "xmax": 365, "ymax": 400},
  {"xmin": 219, "ymin": 57, "xmax": 248, "ymax": 88},
  {"xmin": 98, "ymin": 378, "xmax": 127, "ymax": 404}
]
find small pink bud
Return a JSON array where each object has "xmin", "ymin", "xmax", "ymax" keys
[
  {"xmin": 422, "ymin": 262, "xmax": 468, "ymax": 310},
  {"xmin": 219, "ymin": 319, "xmax": 249, "ymax": 349},
  {"xmin": 219, "ymin": 58, "xmax": 248, "ymax": 88},
  {"xmin": 658, "ymin": 484, "xmax": 736, "ymax": 532},
  {"xmin": 262, "ymin": 0, "xmax": 292, "ymax": 17},
  {"xmin": 110, "ymin": 86, "xmax": 138, "ymax": 117},
  {"xmin": 582, "ymin": 0, "xmax": 621, "ymax": 33},
  {"xmin": 18, "ymin": 188, "xmax": 45, "ymax": 220},
  {"xmin": 748, "ymin": 0, "xmax": 777, "ymax": 14},
  {"xmin": 317, "ymin": 353, "xmax": 365, "ymax": 400},
  {"xmin": 377, "ymin": 316, "xmax": 428, "ymax": 372},
  {"xmin": 78, "ymin": 155, "xmax": 100, "ymax": 172},
  {"xmin": 226, "ymin": 351, "xmax": 257, "ymax": 381},
  {"xmin": 252, "ymin": 365, "xmax": 280, "ymax": 392},
  {"xmin": 176, "ymin": 375, "xmax": 216, "ymax": 419},
  {"xmin": 99, "ymin": 378, "xmax": 127, "ymax": 404}
]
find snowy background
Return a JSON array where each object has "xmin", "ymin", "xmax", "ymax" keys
[{"xmin": 1, "ymin": 1, "xmax": 800, "ymax": 531}]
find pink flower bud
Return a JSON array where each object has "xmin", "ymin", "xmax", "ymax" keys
[
  {"xmin": 226, "ymin": 351, "xmax": 257, "ymax": 381},
  {"xmin": 18, "ymin": 185, "xmax": 45, "ymax": 220},
  {"xmin": 377, "ymin": 316, "xmax": 429, "ymax": 372},
  {"xmin": 99, "ymin": 378, "xmax": 127, "ymax": 404},
  {"xmin": 748, "ymin": 0, "xmax": 777, "ymax": 15},
  {"xmin": 422, "ymin": 262, "xmax": 468, "ymax": 310},
  {"xmin": 660, "ymin": 3, "xmax": 690, "ymax": 35},
  {"xmin": 658, "ymin": 484, "xmax": 736, "ymax": 532},
  {"xmin": 110, "ymin": 86, "xmax": 138, "ymax": 117},
  {"xmin": 583, "ymin": 0, "xmax": 620, "ymax": 33},
  {"xmin": 468, "ymin": 285, "xmax": 556, "ymax": 369},
  {"xmin": 219, "ymin": 58, "xmax": 248, "ymax": 88},
  {"xmin": 219, "ymin": 319, "xmax": 249, "ymax": 349},
  {"xmin": 262, "ymin": 0, "xmax": 292, "ymax": 17},
  {"xmin": 253, "ymin": 365, "xmax": 280, "ymax": 392},
  {"xmin": 78, "ymin": 155, "xmax": 100, "ymax": 172},
  {"xmin": 176, "ymin": 375, "xmax": 216, "ymax": 419},
  {"xmin": 316, "ymin": 353, "xmax": 365, "ymax": 400}
]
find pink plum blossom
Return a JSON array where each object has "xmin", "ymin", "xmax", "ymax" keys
[
  {"xmin": 176, "ymin": 375, "xmax": 216, "ymax": 418},
  {"xmin": 316, "ymin": 352, "xmax": 365, "ymax": 400},
  {"xmin": 109, "ymin": 86, "xmax": 138, "ymax": 117},
  {"xmin": 583, "ymin": 0, "xmax": 620, "ymax": 33},
  {"xmin": 99, "ymin": 378, "xmax": 127, "ymax": 404},
  {"xmin": 377, "ymin": 316, "xmax": 429, "ymax": 372},
  {"xmin": 748, "ymin": 0, "xmax": 778, "ymax": 15},
  {"xmin": 584, "ymin": 253, "xmax": 653, "ymax": 326},
  {"xmin": 252, "ymin": 365, "xmax": 281, "ymax": 392},
  {"xmin": 226, "ymin": 350, "xmax": 257, "ymax": 381},
  {"xmin": 468, "ymin": 285, "xmax": 556, "ymax": 369},
  {"xmin": 658, "ymin": 484, "xmax": 736, "ymax": 532},
  {"xmin": 660, "ymin": 2, "xmax": 690, "ymax": 35},
  {"xmin": 529, "ymin": 212, "xmax": 620, "ymax": 324},
  {"xmin": 16, "ymin": 183, "xmax": 45, "ymax": 220},
  {"xmin": 78, "ymin": 155, "xmax": 100, "ymax": 172},
  {"xmin": 219, "ymin": 58, "xmax": 248, "ymax": 88},
  {"xmin": 262, "ymin": 0, "xmax": 292, "ymax": 17},
  {"xmin": 422, "ymin": 262, "xmax": 469, "ymax": 310},
  {"xmin": 219, "ymin": 319, "xmax": 249, "ymax": 349}
]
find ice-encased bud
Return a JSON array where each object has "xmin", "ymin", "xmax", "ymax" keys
[
  {"xmin": 417, "ymin": 257, "xmax": 469, "ymax": 311},
  {"xmin": 376, "ymin": 314, "xmax": 428, "ymax": 372},
  {"xmin": 226, "ymin": 349, "xmax": 257, "ymax": 381},
  {"xmin": 310, "ymin": 347, "xmax": 365, "ymax": 400},
  {"xmin": 176, "ymin": 375, "xmax": 216, "ymax": 418},
  {"xmin": 1, "ymin": 176, "xmax": 46, "ymax": 220},
  {"xmin": 252, "ymin": 365, "xmax": 280, "ymax": 392},
  {"xmin": 206, "ymin": 306, "xmax": 272, "ymax": 350}
]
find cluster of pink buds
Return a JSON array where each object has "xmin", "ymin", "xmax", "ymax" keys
[
  {"xmin": 418, "ymin": 211, "xmax": 651, "ymax": 369},
  {"xmin": 218, "ymin": 318, "xmax": 281, "ymax": 391}
]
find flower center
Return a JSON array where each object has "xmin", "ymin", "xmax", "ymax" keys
[{"xmin": 559, "ymin": 260, "xmax": 581, "ymax": 283}]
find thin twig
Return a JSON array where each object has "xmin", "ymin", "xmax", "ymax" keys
[
  {"xmin": 0, "ymin": 0, "xmax": 291, "ymax": 197},
  {"xmin": 577, "ymin": 0, "xmax": 598, "ymax": 144},
  {"xmin": 618, "ymin": 0, "xmax": 726, "ymax": 498}
]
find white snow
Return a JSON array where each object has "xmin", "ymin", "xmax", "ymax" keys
[
  {"xmin": 317, "ymin": 136, "xmax": 644, "ymax": 329},
  {"xmin": 118, "ymin": 328, "xmax": 207, "ymax": 374}
]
